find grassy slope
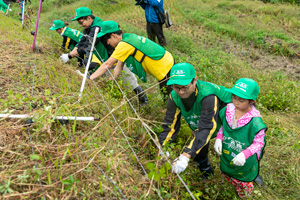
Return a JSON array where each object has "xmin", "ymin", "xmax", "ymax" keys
[{"xmin": 0, "ymin": 0, "xmax": 299, "ymax": 199}]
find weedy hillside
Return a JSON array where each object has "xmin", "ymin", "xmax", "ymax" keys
[{"xmin": 0, "ymin": 0, "xmax": 299, "ymax": 199}]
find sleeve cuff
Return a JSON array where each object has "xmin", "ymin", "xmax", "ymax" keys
[{"xmin": 242, "ymin": 149, "xmax": 252, "ymax": 159}]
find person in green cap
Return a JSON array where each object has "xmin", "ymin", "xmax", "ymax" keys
[
  {"xmin": 50, "ymin": 20, "xmax": 84, "ymax": 66},
  {"xmin": 159, "ymin": 62, "xmax": 232, "ymax": 179},
  {"xmin": 64, "ymin": 7, "xmax": 148, "ymax": 106},
  {"xmin": 60, "ymin": 7, "xmax": 104, "ymax": 68},
  {"xmin": 0, "ymin": 0, "xmax": 11, "ymax": 13},
  {"xmin": 213, "ymin": 78, "xmax": 266, "ymax": 198},
  {"xmin": 88, "ymin": 20, "xmax": 174, "ymax": 99}
]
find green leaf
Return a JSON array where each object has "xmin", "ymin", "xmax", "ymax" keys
[
  {"xmin": 62, "ymin": 180, "xmax": 71, "ymax": 185},
  {"xmin": 8, "ymin": 90, "xmax": 13, "ymax": 96},
  {"xmin": 148, "ymin": 171, "xmax": 160, "ymax": 181},
  {"xmin": 30, "ymin": 154, "xmax": 41, "ymax": 161},
  {"xmin": 146, "ymin": 162, "xmax": 155, "ymax": 170},
  {"xmin": 98, "ymin": 180, "xmax": 103, "ymax": 194},
  {"xmin": 44, "ymin": 89, "xmax": 51, "ymax": 96}
]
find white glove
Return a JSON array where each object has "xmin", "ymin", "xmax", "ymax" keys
[
  {"xmin": 9, "ymin": 9, "xmax": 12, "ymax": 11},
  {"xmin": 172, "ymin": 154, "xmax": 189, "ymax": 174},
  {"xmin": 214, "ymin": 139, "xmax": 222, "ymax": 155},
  {"xmin": 60, "ymin": 54, "xmax": 69, "ymax": 63},
  {"xmin": 232, "ymin": 152, "xmax": 246, "ymax": 166}
]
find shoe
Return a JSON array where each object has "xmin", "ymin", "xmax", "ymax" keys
[
  {"xmin": 197, "ymin": 157, "xmax": 214, "ymax": 181},
  {"xmin": 254, "ymin": 174, "xmax": 263, "ymax": 186},
  {"xmin": 133, "ymin": 86, "xmax": 148, "ymax": 107}
]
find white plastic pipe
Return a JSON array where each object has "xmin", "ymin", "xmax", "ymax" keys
[
  {"xmin": 0, "ymin": 114, "xmax": 98, "ymax": 121},
  {"xmin": 78, "ymin": 27, "xmax": 100, "ymax": 102}
]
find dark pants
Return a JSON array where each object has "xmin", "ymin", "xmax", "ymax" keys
[
  {"xmin": 146, "ymin": 22, "xmax": 167, "ymax": 47},
  {"xmin": 193, "ymin": 142, "xmax": 210, "ymax": 163}
]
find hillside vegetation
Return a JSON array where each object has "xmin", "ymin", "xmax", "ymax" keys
[{"xmin": 0, "ymin": 0, "xmax": 299, "ymax": 199}]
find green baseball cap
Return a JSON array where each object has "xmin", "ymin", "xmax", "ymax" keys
[
  {"xmin": 49, "ymin": 20, "xmax": 65, "ymax": 30},
  {"xmin": 167, "ymin": 63, "xmax": 196, "ymax": 86},
  {"xmin": 226, "ymin": 78, "xmax": 259, "ymax": 100},
  {"xmin": 71, "ymin": 7, "xmax": 92, "ymax": 21},
  {"xmin": 97, "ymin": 21, "xmax": 120, "ymax": 37}
]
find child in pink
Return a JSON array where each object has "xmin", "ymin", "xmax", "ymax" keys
[{"xmin": 214, "ymin": 78, "xmax": 266, "ymax": 198}]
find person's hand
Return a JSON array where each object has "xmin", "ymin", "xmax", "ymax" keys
[
  {"xmin": 214, "ymin": 139, "xmax": 222, "ymax": 155},
  {"xmin": 172, "ymin": 154, "xmax": 189, "ymax": 173},
  {"xmin": 60, "ymin": 54, "xmax": 69, "ymax": 63},
  {"xmin": 9, "ymin": 8, "xmax": 12, "ymax": 12},
  {"xmin": 232, "ymin": 152, "xmax": 246, "ymax": 166}
]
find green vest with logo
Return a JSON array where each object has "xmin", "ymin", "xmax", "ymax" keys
[
  {"xmin": 171, "ymin": 80, "xmax": 232, "ymax": 137},
  {"xmin": 121, "ymin": 33, "xmax": 166, "ymax": 82},
  {"xmin": 62, "ymin": 27, "xmax": 83, "ymax": 43},
  {"xmin": 219, "ymin": 107, "xmax": 267, "ymax": 182}
]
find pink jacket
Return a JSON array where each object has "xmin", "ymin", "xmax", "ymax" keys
[{"xmin": 216, "ymin": 103, "xmax": 265, "ymax": 159}]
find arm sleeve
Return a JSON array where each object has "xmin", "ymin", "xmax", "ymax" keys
[
  {"xmin": 184, "ymin": 95, "xmax": 220, "ymax": 158},
  {"xmin": 77, "ymin": 26, "xmax": 99, "ymax": 49},
  {"xmin": 216, "ymin": 125, "xmax": 223, "ymax": 140},
  {"xmin": 61, "ymin": 36, "xmax": 68, "ymax": 50},
  {"xmin": 159, "ymin": 96, "xmax": 181, "ymax": 146},
  {"xmin": 242, "ymin": 129, "xmax": 265, "ymax": 159},
  {"xmin": 77, "ymin": 35, "xmax": 88, "ymax": 49},
  {"xmin": 111, "ymin": 42, "xmax": 135, "ymax": 62},
  {"xmin": 88, "ymin": 26, "xmax": 99, "ymax": 39}
]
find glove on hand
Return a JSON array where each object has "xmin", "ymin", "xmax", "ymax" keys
[
  {"xmin": 214, "ymin": 139, "xmax": 222, "ymax": 155},
  {"xmin": 172, "ymin": 154, "xmax": 189, "ymax": 174},
  {"xmin": 9, "ymin": 8, "xmax": 12, "ymax": 11},
  {"xmin": 60, "ymin": 54, "xmax": 69, "ymax": 63},
  {"xmin": 232, "ymin": 152, "xmax": 246, "ymax": 166}
]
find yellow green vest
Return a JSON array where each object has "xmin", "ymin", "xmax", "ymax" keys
[
  {"xmin": 219, "ymin": 107, "xmax": 267, "ymax": 182},
  {"xmin": 171, "ymin": 80, "xmax": 232, "ymax": 136},
  {"xmin": 121, "ymin": 33, "xmax": 166, "ymax": 82}
]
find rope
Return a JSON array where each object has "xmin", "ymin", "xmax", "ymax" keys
[
  {"xmin": 87, "ymin": 74, "xmax": 164, "ymax": 200},
  {"xmin": 6, "ymin": 16, "xmax": 195, "ymax": 198},
  {"xmin": 60, "ymin": 125, "xmax": 128, "ymax": 199},
  {"xmin": 26, "ymin": 6, "xmax": 45, "ymax": 199},
  {"xmin": 92, "ymin": 44, "xmax": 196, "ymax": 199},
  {"xmin": 24, "ymin": 22, "xmax": 128, "ymax": 199}
]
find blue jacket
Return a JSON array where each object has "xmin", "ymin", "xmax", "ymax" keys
[{"xmin": 140, "ymin": 0, "xmax": 164, "ymax": 24}]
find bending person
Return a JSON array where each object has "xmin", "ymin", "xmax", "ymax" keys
[
  {"xmin": 63, "ymin": 7, "xmax": 148, "ymax": 106},
  {"xmin": 159, "ymin": 63, "xmax": 232, "ymax": 179},
  {"xmin": 50, "ymin": 20, "xmax": 84, "ymax": 67},
  {"xmin": 89, "ymin": 20, "xmax": 174, "ymax": 100}
]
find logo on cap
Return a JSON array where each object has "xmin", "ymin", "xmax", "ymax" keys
[
  {"xmin": 236, "ymin": 82, "xmax": 248, "ymax": 92},
  {"xmin": 174, "ymin": 69, "xmax": 185, "ymax": 76}
]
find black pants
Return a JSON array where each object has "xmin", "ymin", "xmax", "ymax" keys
[
  {"xmin": 193, "ymin": 142, "xmax": 210, "ymax": 163},
  {"xmin": 146, "ymin": 22, "xmax": 167, "ymax": 47}
]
